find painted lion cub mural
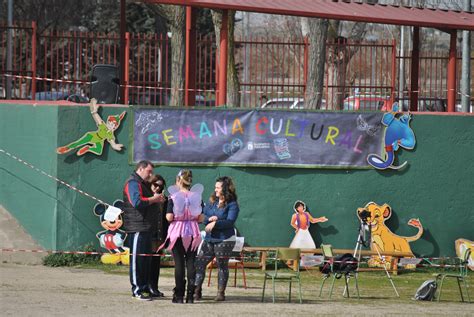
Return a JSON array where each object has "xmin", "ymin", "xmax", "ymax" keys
[{"xmin": 357, "ymin": 202, "xmax": 423, "ymax": 267}]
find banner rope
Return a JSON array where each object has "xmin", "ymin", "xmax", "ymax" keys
[
  {"xmin": 0, "ymin": 148, "xmax": 108, "ymax": 206},
  {"xmin": 1, "ymin": 73, "xmax": 471, "ymax": 99},
  {"xmin": 0, "ymin": 248, "xmax": 467, "ymax": 269}
]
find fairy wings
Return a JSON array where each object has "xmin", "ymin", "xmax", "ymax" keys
[{"xmin": 167, "ymin": 183, "xmax": 204, "ymax": 218}]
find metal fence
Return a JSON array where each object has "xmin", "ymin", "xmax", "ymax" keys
[
  {"xmin": 1, "ymin": 24, "xmax": 471, "ymax": 111},
  {"xmin": 37, "ymin": 29, "xmax": 120, "ymax": 99},
  {"xmin": 0, "ymin": 22, "xmax": 36, "ymax": 99},
  {"xmin": 128, "ymin": 32, "xmax": 169, "ymax": 106},
  {"xmin": 235, "ymin": 36, "xmax": 307, "ymax": 108},
  {"xmin": 397, "ymin": 51, "xmax": 465, "ymax": 112}
]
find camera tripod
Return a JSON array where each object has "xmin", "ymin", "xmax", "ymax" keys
[{"xmin": 344, "ymin": 220, "xmax": 400, "ymax": 297}]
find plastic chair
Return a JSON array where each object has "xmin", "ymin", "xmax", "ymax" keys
[
  {"xmin": 261, "ymin": 248, "xmax": 302, "ymax": 303},
  {"xmin": 434, "ymin": 248, "xmax": 471, "ymax": 302},
  {"xmin": 318, "ymin": 244, "xmax": 360, "ymax": 299}
]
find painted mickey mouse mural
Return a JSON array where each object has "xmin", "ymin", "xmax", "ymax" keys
[{"xmin": 93, "ymin": 200, "xmax": 129, "ymax": 265}]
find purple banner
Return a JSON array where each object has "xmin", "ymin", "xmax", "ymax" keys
[{"xmin": 133, "ymin": 108, "xmax": 385, "ymax": 168}]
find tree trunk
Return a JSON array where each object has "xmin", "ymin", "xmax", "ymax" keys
[
  {"xmin": 167, "ymin": 6, "xmax": 185, "ymax": 107},
  {"xmin": 212, "ymin": 10, "xmax": 240, "ymax": 107},
  {"xmin": 325, "ymin": 4, "xmax": 376, "ymax": 109},
  {"xmin": 326, "ymin": 37, "xmax": 349, "ymax": 110},
  {"xmin": 302, "ymin": 18, "xmax": 329, "ymax": 109}
]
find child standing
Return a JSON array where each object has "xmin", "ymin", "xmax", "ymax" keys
[{"xmin": 161, "ymin": 169, "xmax": 203, "ymax": 303}]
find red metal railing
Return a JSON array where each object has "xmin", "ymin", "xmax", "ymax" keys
[
  {"xmin": 324, "ymin": 39, "xmax": 397, "ymax": 111},
  {"xmin": 196, "ymin": 34, "xmax": 216, "ymax": 104},
  {"xmin": 128, "ymin": 32, "xmax": 169, "ymax": 106},
  {"xmin": 235, "ymin": 36, "xmax": 307, "ymax": 108},
  {"xmin": 0, "ymin": 24, "xmax": 471, "ymax": 111},
  {"xmin": 397, "ymin": 51, "xmax": 466, "ymax": 111},
  {"xmin": 36, "ymin": 30, "xmax": 120, "ymax": 99}
]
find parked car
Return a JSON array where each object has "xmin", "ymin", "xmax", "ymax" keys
[
  {"xmin": 260, "ymin": 97, "xmax": 327, "ymax": 110},
  {"xmin": 261, "ymin": 97, "xmax": 304, "ymax": 110},
  {"xmin": 195, "ymin": 94, "xmax": 215, "ymax": 107},
  {"xmin": 391, "ymin": 98, "xmax": 460, "ymax": 112},
  {"xmin": 419, "ymin": 98, "xmax": 446, "ymax": 112},
  {"xmin": 131, "ymin": 91, "xmax": 214, "ymax": 107},
  {"xmin": 343, "ymin": 94, "xmax": 392, "ymax": 111},
  {"xmin": 455, "ymin": 103, "xmax": 473, "ymax": 113},
  {"xmin": 132, "ymin": 90, "xmax": 169, "ymax": 106},
  {"xmin": 33, "ymin": 91, "xmax": 89, "ymax": 103}
]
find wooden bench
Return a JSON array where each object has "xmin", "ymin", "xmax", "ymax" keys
[{"xmin": 243, "ymin": 247, "xmax": 413, "ymax": 274}]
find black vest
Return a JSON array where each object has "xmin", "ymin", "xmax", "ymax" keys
[{"xmin": 122, "ymin": 172, "xmax": 155, "ymax": 233}]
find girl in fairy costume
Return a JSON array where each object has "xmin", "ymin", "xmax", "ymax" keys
[
  {"xmin": 290, "ymin": 200, "xmax": 328, "ymax": 249},
  {"xmin": 160, "ymin": 169, "xmax": 204, "ymax": 304}
]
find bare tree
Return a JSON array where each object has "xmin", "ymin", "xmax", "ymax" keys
[
  {"xmin": 149, "ymin": 5, "xmax": 186, "ymax": 107},
  {"xmin": 260, "ymin": 16, "xmax": 306, "ymax": 99},
  {"xmin": 302, "ymin": 18, "xmax": 329, "ymax": 109},
  {"xmin": 303, "ymin": 0, "xmax": 379, "ymax": 110},
  {"xmin": 325, "ymin": 19, "xmax": 374, "ymax": 109},
  {"xmin": 0, "ymin": 0, "xmax": 120, "ymax": 34}
]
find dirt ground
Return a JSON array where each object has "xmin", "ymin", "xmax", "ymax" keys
[{"xmin": 1, "ymin": 263, "xmax": 473, "ymax": 317}]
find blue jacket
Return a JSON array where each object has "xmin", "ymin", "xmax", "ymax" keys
[{"xmin": 203, "ymin": 200, "xmax": 239, "ymax": 242}]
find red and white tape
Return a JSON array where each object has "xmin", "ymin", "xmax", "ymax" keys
[
  {"xmin": 1, "ymin": 73, "xmax": 470, "ymax": 99},
  {"xmin": 0, "ymin": 248, "xmax": 465, "ymax": 268},
  {"xmin": 0, "ymin": 248, "xmax": 249, "ymax": 260},
  {"xmin": 0, "ymin": 148, "xmax": 108, "ymax": 206}
]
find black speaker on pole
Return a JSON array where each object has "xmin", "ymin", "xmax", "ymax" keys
[{"xmin": 90, "ymin": 64, "xmax": 120, "ymax": 104}]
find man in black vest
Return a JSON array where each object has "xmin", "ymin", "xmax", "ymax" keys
[{"xmin": 123, "ymin": 160, "xmax": 165, "ymax": 301}]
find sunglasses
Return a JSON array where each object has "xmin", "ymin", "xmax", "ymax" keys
[{"xmin": 178, "ymin": 169, "xmax": 192, "ymax": 177}]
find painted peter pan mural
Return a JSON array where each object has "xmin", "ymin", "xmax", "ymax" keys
[{"xmin": 57, "ymin": 98, "xmax": 126, "ymax": 156}]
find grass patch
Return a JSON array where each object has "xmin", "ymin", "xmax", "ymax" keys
[
  {"xmin": 50, "ymin": 257, "xmax": 472, "ymax": 303},
  {"xmin": 287, "ymin": 267, "xmax": 472, "ymax": 302},
  {"xmin": 42, "ymin": 243, "xmax": 100, "ymax": 267}
]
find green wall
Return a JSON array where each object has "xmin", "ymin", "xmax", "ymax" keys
[
  {"xmin": 1, "ymin": 103, "xmax": 473, "ymax": 257},
  {"xmin": 0, "ymin": 104, "xmax": 58, "ymax": 249}
]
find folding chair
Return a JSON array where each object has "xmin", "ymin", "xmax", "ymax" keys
[
  {"xmin": 207, "ymin": 252, "xmax": 247, "ymax": 288},
  {"xmin": 261, "ymin": 248, "xmax": 302, "ymax": 303},
  {"xmin": 434, "ymin": 248, "xmax": 471, "ymax": 302},
  {"xmin": 207, "ymin": 230, "xmax": 247, "ymax": 288},
  {"xmin": 318, "ymin": 244, "xmax": 359, "ymax": 299}
]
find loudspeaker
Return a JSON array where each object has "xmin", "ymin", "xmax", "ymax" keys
[{"xmin": 90, "ymin": 64, "xmax": 120, "ymax": 104}]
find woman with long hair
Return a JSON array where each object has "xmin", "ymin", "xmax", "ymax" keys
[
  {"xmin": 194, "ymin": 176, "xmax": 240, "ymax": 301},
  {"xmin": 146, "ymin": 174, "xmax": 168, "ymax": 298}
]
